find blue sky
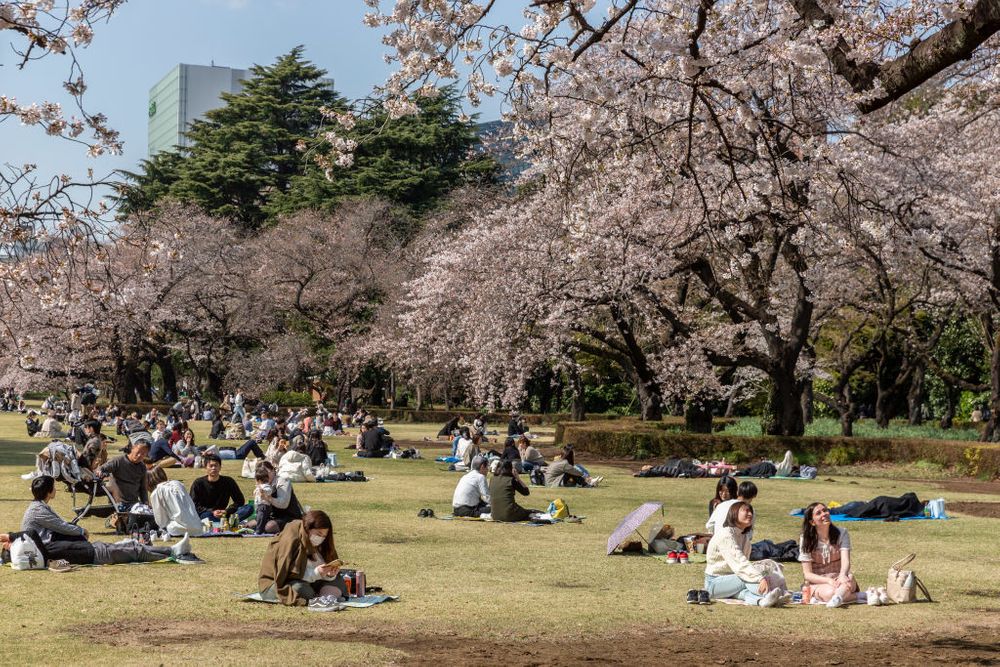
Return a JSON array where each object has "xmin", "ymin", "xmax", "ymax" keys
[{"xmin": 0, "ymin": 0, "xmax": 517, "ymax": 184}]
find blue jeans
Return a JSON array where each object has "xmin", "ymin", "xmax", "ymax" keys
[
  {"xmin": 704, "ymin": 573, "xmax": 763, "ymax": 605},
  {"xmin": 230, "ymin": 439, "xmax": 264, "ymax": 459}
]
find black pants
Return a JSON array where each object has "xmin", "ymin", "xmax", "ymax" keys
[
  {"xmin": 453, "ymin": 502, "xmax": 490, "ymax": 517},
  {"xmin": 357, "ymin": 449, "xmax": 388, "ymax": 459}
]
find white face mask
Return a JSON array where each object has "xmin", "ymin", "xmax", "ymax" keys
[{"xmin": 309, "ymin": 534, "xmax": 325, "ymax": 547}]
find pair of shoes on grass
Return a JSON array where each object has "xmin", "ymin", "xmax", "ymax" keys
[
  {"xmin": 417, "ymin": 508, "xmax": 435, "ymax": 518},
  {"xmin": 686, "ymin": 589, "xmax": 711, "ymax": 605},
  {"xmin": 666, "ymin": 550, "xmax": 689, "ymax": 564},
  {"xmin": 865, "ymin": 586, "xmax": 890, "ymax": 606}
]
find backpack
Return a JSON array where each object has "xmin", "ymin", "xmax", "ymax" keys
[
  {"xmin": 529, "ymin": 467, "xmax": 546, "ymax": 486},
  {"xmin": 26, "ymin": 419, "xmax": 40, "ymax": 437},
  {"xmin": 307, "ymin": 439, "xmax": 328, "ymax": 467}
]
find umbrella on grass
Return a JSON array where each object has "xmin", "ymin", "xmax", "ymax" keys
[{"xmin": 607, "ymin": 502, "xmax": 663, "ymax": 555}]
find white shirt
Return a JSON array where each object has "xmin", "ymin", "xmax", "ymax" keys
[
  {"xmin": 150, "ymin": 480, "xmax": 205, "ymax": 537},
  {"xmin": 455, "ymin": 437, "xmax": 474, "ymax": 460},
  {"xmin": 452, "ymin": 470, "xmax": 490, "ymax": 509},
  {"xmin": 706, "ymin": 499, "xmax": 756, "ymax": 539}
]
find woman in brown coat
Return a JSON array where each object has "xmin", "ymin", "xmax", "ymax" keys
[{"xmin": 258, "ymin": 509, "xmax": 346, "ymax": 607}]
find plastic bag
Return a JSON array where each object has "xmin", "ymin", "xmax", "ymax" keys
[{"xmin": 11, "ymin": 534, "xmax": 45, "ymax": 570}]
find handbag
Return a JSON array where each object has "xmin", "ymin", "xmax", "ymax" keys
[{"xmin": 886, "ymin": 554, "xmax": 932, "ymax": 603}]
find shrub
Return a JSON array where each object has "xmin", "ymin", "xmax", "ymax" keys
[
  {"xmin": 824, "ymin": 446, "xmax": 858, "ymax": 466},
  {"xmin": 260, "ymin": 390, "xmax": 313, "ymax": 407}
]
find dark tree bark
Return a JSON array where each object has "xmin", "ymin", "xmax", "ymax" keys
[
  {"xmin": 762, "ymin": 373, "xmax": 806, "ymax": 437},
  {"xmin": 684, "ymin": 395, "xmax": 713, "ymax": 433},
  {"xmin": 157, "ymin": 351, "xmax": 178, "ymax": 403},
  {"xmin": 569, "ymin": 368, "xmax": 585, "ymax": 422},
  {"xmin": 907, "ymin": 362, "xmax": 926, "ymax": 425}
]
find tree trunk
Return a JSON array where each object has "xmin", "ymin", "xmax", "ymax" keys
[
  {"xmin": 684, "ymin": 396, "xmax": 713, "ymax": 433},
  {"xmin": 138, "ymin": 363, "xmax": 153, "ymax": 403},
  {"xmin": 982, "ymin": 335, "xmax": 1000, "ymax": 442},
  {"xmin": 907, "ymin": 362, "xmax": 925, "ymax": 425},
  {"xmin": 840, "ymin": 410, "xmax": 854, "ymax": 437},
  {"xmin": 538, "ymin": 368, "xmax": 554, "ymax": 414},
  {"xmin": 761, "ymin": 372, "xmax": 805, "ymax": 436},
  {"xmin": 801, "ymin": 379, "xmax": 814, "ymax": 424},
  {"xmin": 570, "ymin": 369, "xmax": 585, "ymax": 422},
  {"xmin": 415, "ymin": 385, "xmax": 424, "ymax": 410},
  {"xmin": 874, "ymin": 386, "xmax": 892, "ymax": 429},
  {"xmin": 158, "ymin": 352, "xmax": 178, "ymax": 403}
]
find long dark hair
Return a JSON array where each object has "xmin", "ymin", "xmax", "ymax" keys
[
  {"xmin": 723, "ymin": 500, "xmax": 753, "ymax": 533},
  {"xmin": 800, "ymin": 502, "xmax": 841, "ymax": 554},
  {"xmin": 561, "ymin": 445, "xmax": 575, "ymax": 467},
  {"xmin": 302, "ymin": 510, "xmax": 336, "ymax": 561},
  {"xmin": 711, "ymin": 476, "xmax": 737, "ymax": 510}
]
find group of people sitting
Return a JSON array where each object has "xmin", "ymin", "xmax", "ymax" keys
[
  {"xmin": 697, "ymin": 477, "xmax": 880, "ymax": 607},
  {"xmin": 449, "ymin": 444, "xmax": 602, "ymax": 520}
]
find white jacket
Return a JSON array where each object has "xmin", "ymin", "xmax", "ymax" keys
[
  {"xmin": 277, "ymin": 450, "xmax": 315, "ymax": 483},
  {"xmin": 151, "ymin": 480, "xmax": 205, "ymax": 537}
]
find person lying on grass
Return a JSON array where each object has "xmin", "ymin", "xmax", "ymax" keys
[
  {"xmin": 798, "ymin": 502, "xmax": 860, "ymax": 608},
  {"xmin": 709, "ymin": 476, "xmax": 738, "ymax": 518},
  {"xmin": 490, "ymin": 458, "xmax": 537, "ymax": 522},
  {"xmin": 544, "ymin": 445, "xmax": 603, "ymax": 488},
  {"xmin": 704, "ymin": 501, "xmax": 791, "ymax": 607},
  {"xmin": 18, "ymin": 475, "xmax": 197, "ymax": 565},
  {"xmin": 258, "ymin": 509, "xmax": 348, "ymax": 608}
]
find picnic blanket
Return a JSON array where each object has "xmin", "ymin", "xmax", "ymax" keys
[
  {"xmin": 194, "ymin": 532, "xmax": 276, "ymax": 538},
  {"xmin": 4, "ymin": 555, "xmax": 201, "ymax": 569},
  {"xmin": 237, "ymin": 592, "xmax": 398, "ymax": 608},
  {"xmin": 788, "ymin": 511, "xmax": 947, "ymax": 522},
  {"xmin": 790, "ymin": 492, "xmax": 946, "ymax": 521},
  {"xmin": 435, "ymin": 456, "xmax": 460, "ymax": 463},
  {"xmin": 436, "ymin": 514, "xmax": 584, "ymax": 526}
]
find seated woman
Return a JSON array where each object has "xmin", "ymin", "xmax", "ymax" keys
[
  {"xmin": 798, "ymin": 502, "xmax": 861, "ymax": 608},
  {"xmin": 20, "ymin": 475, "xmax": 197, "ymax": 565},
  {"xmin": 148, "ymin": 467, "xmax": 204, "ymax": 537},
  {"xmin": 25, "ymin": 411, "xmax": 41, "ymax": 437},
  {"xmin": 703, "ymin": 501, "xmax": 790, "ymax": 607},
  {"xmin": 253, "ymin": 461, "xmax": 303, "ymax": 534},
  {"xmin": 544, "ymin": 446, "xmax": 603, "ymax": 487},
  {"xmin": 516, "ymin": 436, "xmax": 545, "ymax": 472},
  {"xmin": 34, "ymin": 411, "xmax": 68, "ymax": 439},
  {"xmin": 172, "ymin": 429, "xmax": 199, "ymax": 467},
  {"xmin": 258, "ymin": 509, "xmax": 347, "ymax": 609},
  {"xmin": 709, "ymin": 476, "xmax": 738, "ymax": 517},
  {"xmin": 489, "ymin": 459, "xmax": 535, "ymax": 522}
]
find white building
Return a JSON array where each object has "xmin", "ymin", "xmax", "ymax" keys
[{"xmin": 147, "ymin": 64, "xmax": 251, "ymax": 156}]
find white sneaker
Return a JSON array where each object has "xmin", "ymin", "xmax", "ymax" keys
[
  {"xmin": 826, "ymin": 594, "xmax": 844, "ymax": 608},
  {"xmin": 308, "ymin": 595, "xmax": 344, "ymax": 612},
  {"xmin": 866, "ymin": 587, "xmax": 879, "ymax": 606},
  {"xmin": 877, "ymin": 587, "xmax": 889, "ymax": 605},
  {"xmin": 170, "ymin": 533, "xmax": 191, "ymax": 557},
  {"xmin": 759, "ymin": 589, "xmax": 782, "ymax": 607},
  {"xmin": 777, "ymin": 592, "xmax": 793, "ymax": 606}
]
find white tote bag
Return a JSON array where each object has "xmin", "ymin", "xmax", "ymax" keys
[{"xmin": 11, "ymin": 534, "xmax": 45, "ymax": 570}]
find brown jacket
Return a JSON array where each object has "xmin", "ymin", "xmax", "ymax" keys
[{"xmin": 258, "ymin": 520, "xmax": 338, "ymax": 606}]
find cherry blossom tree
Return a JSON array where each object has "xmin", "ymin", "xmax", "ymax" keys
[{"xmin": 356, "ymin": 0, "xmax": 1000, "ymax": 434}]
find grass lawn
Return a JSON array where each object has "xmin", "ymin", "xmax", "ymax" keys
[{"xmin": 1, "ymin": 412, "xmax": 998, "ymax": 665}]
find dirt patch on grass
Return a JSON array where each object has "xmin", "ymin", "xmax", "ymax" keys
[
  {"xmin": 80, "ymin": 619, "xmax": 1000, "ymax": 666},
  {"xmin": 949, "ymin": 502, "xmax": 1000, "ymax": 519},
  {"xmin": 936, "ymin": 478, "xmax": 1000, "ymax": 495}
]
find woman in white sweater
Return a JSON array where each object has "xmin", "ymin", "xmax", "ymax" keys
[{"xmin": 703, "ymin": 501, "xmax": 790, "ymax": 607}]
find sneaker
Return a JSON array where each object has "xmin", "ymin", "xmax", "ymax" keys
[
  {"xmin": 426, "ymin": 508, "xmax": 435, "ymax": 518},
  {"xmin": 417, "ymin": 509, "xmax": 428, "ymax": 518},
  {"xmin": 777, "ymin": 592, "xmax": 793, "ymax": 606},
  {"xmin": 666, "ymin": 551, "xmax": 679, "ymax": 564},
  {"xmin": 826, "ymin": 594, "xmax": 844, "ymax": 609},
  {"xmin": 698, "ymin": 590, "xmax": 711, "ymax": 605},
  {"xmin": 686, "ymin": 589, "xmax": 698, "ymax": 604},
  {"xmin": 48, "ymin": 559, "xmax": 75, "ymax": 573},
  {"xmin": 678, "ymin": 551, "xmax": 690, "ymax": 564},
  {"xmin": 866, "ymin": 587, "xmax": 879, "ymax": 606},
  {"xmin": 590, "ymin": 476, "xmax": 604, "ymax": 487},
  {"xmin": 170, "ymin": 533, "xmax": 191, "ymax": 557},
  {"xmin": 173, "ymin": 553, "xmax": 205, "ymax": 565},
  {"xmin": 759, "ymin": 588, "xmax": 782, "ymax": 607},
  {"xmin": 308, "ymin": 595, "xmax": 344, "ymax": 612},
  {"xmin": 877, "ymin": 587, "xmax": 889, "ymax": 605}
]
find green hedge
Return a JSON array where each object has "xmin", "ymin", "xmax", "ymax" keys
[
  {"xmin": 555, "ymin": 420, "xmax": 1000, "ymax": 479},
  {"xmin": 368, "ymin": 409, "xmax": 628, "ymax": 425}
]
